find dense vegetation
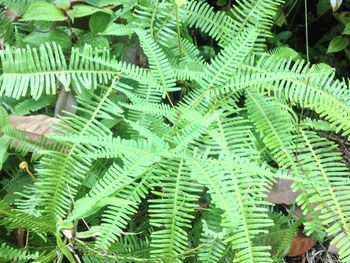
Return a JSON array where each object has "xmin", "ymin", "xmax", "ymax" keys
[{"xmin": 0, "ymin": 0, "xmax": 350, "ymax": 262}]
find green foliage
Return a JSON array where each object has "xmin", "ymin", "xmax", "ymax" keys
[
  {"xmin": 0, "ymin": 243, "xmax": 39, "ymax": 262},
  {"xmin": 21, "ymin": 1, "xmax": 66, "ymax": 21},
  {"xmin": 0, "ymin": 0, "xmax": 350, "ymax": 262}
]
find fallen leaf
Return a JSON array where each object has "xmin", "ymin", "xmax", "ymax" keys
[
  {"xmin": 267, "ymin": 179, "xmax": 300, "ymax": 205},
  {"xmin": 9, "ymin": 115, "xmax": 59, "ymax": 141},
  {"xmin": 327, "ymin": 233, "xmax": 350, "ymax": 257},
  {"xmin": 288, "ymin": 230, "xmax": 317, "ymax": 257},
  {"xmin": 293, "ymin": 202, "xmax": 321, "ymax": 220},
  {"xmin": 328, "ymin": 243, "xmax": 338, "ymax": 255}
]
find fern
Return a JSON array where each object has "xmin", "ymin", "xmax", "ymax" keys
[
  {"xmin": 0, "ymin": 243, "xmax": 39, "ymax": 262},
  {"xmin": 149, "ymin": 158, "xmax": 201, "ymax": 262},
  {"xmin": 294, "ymin": 129, "xmax": 350, "ymax": 261},
  {"xmin": 186, "ymin": 1, "xmax": 235, "ymax": 46},
  {"xmin": 12, "ymin": 96, "xmax": 56, "ymax": 115},
  {"xmin": 1, "ymin": 0, "xmax": 350, "ymax": 262},
  {"xmin": 0, "ymin": 44, "xmax": 116, "ymax": 99},
  {"xmin": 198, "ymin": 207, "xmax": 231, "ymax": 262},
  {"xmin": 17, "ymin": 78, "xmax": 122, "ymax": 219}
]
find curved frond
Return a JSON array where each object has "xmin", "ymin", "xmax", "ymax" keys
[
  {"xmin": 18, "ymin": 78, "xmax": 122, "ymax": 219},
  {"xmin": 67, "ymin": 153, "xmax": 158, "ymax": 249},
  {"xmin": 149, "ymin": 159, "xmax": 201, "ymax": 262},
  {"xmin": 0, "ymin": 43, "xmax": 116, "ymax": 99},
  {"xmin": 0, "ymin": 243, "xmax": 39, "ymax": 262},
  {"xmin": 294, "ymin": 129, "xmax": 350, "ymax": 261},
  {"xmin": 198, "ymin": 207, "xmax": 231, "ymax": 263},
  {"xmin": 188, "ymin": 155, "xmax": 274, "ymax": 263}
]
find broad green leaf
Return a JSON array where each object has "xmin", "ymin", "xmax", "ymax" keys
[
  {"xmin": 67, "ymin": 4, "xmax": 112, "ymax": 20},
  {"xmin": 0, "ymin": 107, "xmax": 8, "ymax": 127},
  {"xmin": 327, "ymin": 36, "xmax": 349, "ymax": 53},
  {"xmin": 275, "ymin": 31, "xmax": 292, "ymax": 41},
  {"xmin": 0, "ymin": 137, "xmax": 9, "ymax": 170},
  {"xmin": 275, "ymin": 11, "xmax": 287, "ymax": 27},
  {"xmin": 101, "ymin": 23, "xmax": 135, "ymax": 36},
  {"xmin": 86, "ymin": 0, "xmax": 135, "ymax": 7},
  {"xmin": 24, "ymin": 29, "xmax": 71, "ymax": 50},
  {"xmin": 345, "ymin": 48, "xmax": 350, "ymax": 59},
  {"xmin": 77, "ymin": 33, "xmax": 109, "ymax": 49},
  {"xmin": 335, "ymin": 11, "xmax": 350, "ymax": 24},
  {"xmin": 317, "ymin": 0, "xmax": 331, "ymax": 15},
  {"xmin": 89, "ymin": 12, "xmax": 111, "ymax": 33},
  {"xmin": 343, "ymin": 22, "xmax": 350, "ymax": 35},
  {"xmin": 21, "ymin": 1, "xmax": 66, "ymax": 21},
  {"xmin": 56, "ymin": 229, "xmax": 76, "ymax": 263},
  {"xmin": 53, "ymin": 0, "xmax": 70, "ymax": 9}
]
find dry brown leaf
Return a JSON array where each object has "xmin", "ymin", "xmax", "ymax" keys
[
  {"xmin": 292, "ymin": 202, "xmax": 321, "ymax": 220},
  {"xmin": 267, "ymin": 179, "xmax": 301, "ymax": 205},
  {"xmin": 288, "ymin": 230, "xmax": 317, "ymax": 257},
  {"xmin": 328, "ymin": 243, "xmax": 338, "ymax": 255},
  {"xmin": 327, "ymin": 233, "xmax": 348, "ymax": 256},
  {"xmin": 9, "ymin": 115, "xmax": 59, "ymax": 141}
]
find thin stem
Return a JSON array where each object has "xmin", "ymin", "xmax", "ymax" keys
[
  {"xmin": 175, "ymin": 2, "xmax": 183, "ymax": 57},
  {"xmin": 304, "ymin": 0, "xmax": 309, "ymax": 62}
]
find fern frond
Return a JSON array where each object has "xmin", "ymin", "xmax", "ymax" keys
[
  {"xmin": 199, "ymin": 27, "xmax": 258, "ymax": 90},
  {"xmin": 12, "ymin": 96, "xmax": 56, "ymax": 115},
  {"xmin": 1, "ymin": 168, "xmax": 32, "ymax": 203},
  {"xmin": 245, "ymin": 92, "xmax": 296, "ymax": 169},
  {"xmin": 133, "ymin": 2, "xmax": 177, "ymax": 47},
  {"xmin": 135, "ymin": 29, "xmax": 178, "ymax": 97},
  {"xmin": 0, "ymin": 43, "xmax": 116, "ymax": 99},
  {"xmin": 198, "ymin": 207, "xmax": 230, "ymax": 263},
  {"xmin": 67, "ymin": 153, "xmax": 158, "ymax": 249},
  {"xmin": 294, "ymin": 129, "xmax": 350, "ymax": 261},
  {"xmin": 206, "ymin": 113, "xmax": 260, "ymax": 159},
  {"xmin": 0, "ymin": 243, "xmax": 39, "ymax": 262},
  {"xmin": 229, "ymin": 0, "xmax": 284, "ymax": 51},
  {"xmin": 0, "ymin": 200, "xmax": 54, "ymax": 233},
  {"xmin": 185, "ymin": 1, "xmax": 235, "ymax": 46},
  {"xmin": 245, "ymin": 92, "xmax": 322, "ymax": 230},
  {"xmin": 300, "ymin": 118, "xmax": 336, "ymax": 132},
  {"xmin": 18, "ymin": 78, "xmax": 122, "ymax": 219},
  {"xmin": 251, "ymin": 57, "xmax": 350, "ymax": 137},
  {"xmin": 149, "ymin": 158, "xmax": 201, "ymax": 262},
  {"xmin": 96, "ymin": 172, "xmax": 155, "ymax": 249},
  {"xmin": 188, "ymin": 155, "xmax": 274, "ymax": 263},
  {"xmin": 1, "ymin": 125, "xmax": 67, "ymax": 159},
  {"xmin": 172, "ymin": 38, "xmax": 206, "ymax": 66},
  {"xmin": 0, "ymin": 0, "xmax": 30, "ymax": 15}
]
